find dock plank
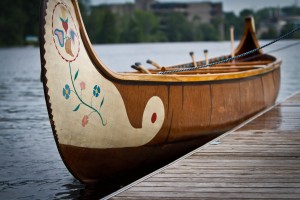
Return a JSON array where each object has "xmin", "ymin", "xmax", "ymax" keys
[{"xmin": 108, "ymin": 92, "xmax": 300, "ymax": 200}]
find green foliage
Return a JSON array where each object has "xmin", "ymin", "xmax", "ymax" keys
[
  {"xmin": 0, "ymin": 0, "xmax": 88, "ymax": 47},
  {"xmin": 85, "ymin": 5, "xmax": 120, "ymax": 43},
  {"xmin": 255, "ymin": 8, "xmax": 272, "ymax": 29},
  {"xmin": 240, "ymin": 9, "xmax": 254, "ymax": 18},
  {"xmin": 85, "ymin": 8, "xmax": 165, "ymax": 43},
  {"xmin": 98, "ymin": 10, "xmax": 119, "ymax": 43},
  {"xmin": 261, "ymin": 26, "xmax": 278, "ymax": 39},
  {"xmin": 198, "ymin": 24, "xmax": 221, "ymax": 41},
  {"xmin": 281, "ymin": 24, "xmax": 300, "ymax": 39},
  {"xmin": 120, "ymin": 10, "xmax": 162, "ymax": 43},
  {"xmin": 2, "ymin": 1, "xmax": 300, "ymax": 46},
  {"xmin": 85, "ymin": 7, "xmax": 105, "ymax": 43},
  {"xmin": 282, "ymin": 7, "xmax": 300, "ymax": 16},
  {"xmin": 163, "ymin": 12, "xmax": 193, "ymax": 42},
  {"xmin": 78, "ymin": 0, "xmax": 90, "ymax": 21},
  {"xmin": 224, "ymin": 12, "xmax": 244, "ymax": 40},
  {"xmin": 0, "ymin": 0, "xmax": 39, "ymax": 46}
]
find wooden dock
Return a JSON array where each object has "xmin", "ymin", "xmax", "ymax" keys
[{"xmin": 106, "ymin": 92, "xmax": 300, "ymax": 200}]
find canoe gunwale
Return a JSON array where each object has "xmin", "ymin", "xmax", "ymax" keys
[{"xmin": 115, "ymin": 61, "xmax": 281, "ymax": 83}]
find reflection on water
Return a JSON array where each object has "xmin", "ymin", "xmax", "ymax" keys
[
  {"xmin": 0, "ymin": 47, "xmax": 83, "ymax": 199},
  {"xmin": 0, "ymin": 41, "xmax": 300, "ymax": 199}
]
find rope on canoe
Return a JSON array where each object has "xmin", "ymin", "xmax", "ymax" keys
[
  {"xmin": 158, "ymin": 26, "xmax": 300, "ymax": 75},
  {"xmin": 233, "ymin": 40, "xmax": 300, "ymax": 63}
]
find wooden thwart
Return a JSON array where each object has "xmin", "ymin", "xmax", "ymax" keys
[{"xmin": 108, "ymin": 92, "xmax": 300, "ymax": 200}]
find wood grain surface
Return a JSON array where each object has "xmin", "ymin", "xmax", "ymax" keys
[{"xmin": 109, "ymin": 92, "xmax": 300, "ymax": 199}]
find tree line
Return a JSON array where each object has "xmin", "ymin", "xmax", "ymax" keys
[
  {"xmin": 83, "ymin": 6, "xmax": 223, "ymax": 44},
  {"xmin": 83, "ymin": 4, "xmax": 300, "ymax": 44},
  {"xmin": 0, "ymin": 0, "xmax": 39, "ymax": 46},
  {"xmin": 0, "ymin": 0, "xmax": 300, "ymax": 47}
]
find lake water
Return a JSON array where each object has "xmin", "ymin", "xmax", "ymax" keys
[{"xmin": 0, "ymin": 41, "xmax": 300, "ymax": 199}]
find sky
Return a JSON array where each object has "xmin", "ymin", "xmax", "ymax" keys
[{"xmin": 90, "ymin": 0, "xmax": 298, "ymax": 14}]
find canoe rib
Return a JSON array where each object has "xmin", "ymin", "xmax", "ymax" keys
[{"xmin": 39, "ymin": 0, "xmax": 281, "ymax": 186}]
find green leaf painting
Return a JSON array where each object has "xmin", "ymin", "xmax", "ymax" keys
[
  {"xmin": 63, "ymin": 62, "xmax": 106, "ymax": 126},
  {"xmin": 74, "ymin": 69, "xmax": 79, "ymax": 81},
  {"xmin": 100, "ymin": 97, "xmax": 104, "ymax": 108},
  {"xmin": 73, "ymin": 103, "xmax": 81, "ymax": 112}
]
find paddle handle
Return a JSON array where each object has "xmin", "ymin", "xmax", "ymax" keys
[
  {"xmin": 230, "ymin": 26, "xmax": 235, "ymax": 63},
  {"xmin": 190, "ymin": 52, "xmax": 197, "ymax": 68},
  {"xmin": 135, "ymin": 62, "xmax": 151, "ymax": 74},
  {"xmin": 204, "ymin": 49, "xmax": 209, "ymax": 65},
  {"xmin": 147, "ymin": 59, "xmax": 166, "ymax": 72}
]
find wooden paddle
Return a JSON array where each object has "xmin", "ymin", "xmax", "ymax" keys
[
  {"xmin": 189, "ymin": 52, "xmax": 197, "ymax": 68},
  {"xmin": 147, "ymin": 59, "xmax": 166, "ymax": 72},
  {"xmin": 134, "ymin": 62, "xmax": 151, "ymax": 74}
]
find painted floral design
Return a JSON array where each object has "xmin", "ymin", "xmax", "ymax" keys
[
  {"xmin": 52, "ymin": 3, "xmax": 80, "ymax": 62},
  {"xmin": 60, "ymin": 17, "xmax": 69, "ymax": 33},
  {"xmin": 93, "ymin": 85, "xmax": 100, "ymax": 97},
  {"xmin": 80, "ymin": 81, "xmax": 86, "ymax": 90},
  {"xmin": 54, "ymin": 29, "xmax": 64, "ymax": 47},
  {"xmin": 82, "ymin": 115, "xmax": 89, "ymax": 127},
  {"xmin": 53, "ymin": 9, "xmax": 74, "ymax": 56},
  {"xmin": 54, "ymin": 3, "xmax": 105, "ymax": 127},
  {"xmin": 61, "ymin": 62, "xmax": 106, "ymax": 127},
  {"xmin": 63, "ymin": 84, "xmax": 71, "ymax": 99},
  {"xmin": 70, "ymin": 29, "xmax": 76, "ymax": 44}
]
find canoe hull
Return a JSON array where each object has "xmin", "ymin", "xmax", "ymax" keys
[
  {"xmin": 59, "ymin": 132, "xmax": 220, "ymax": 185},
  {"xmin": 57, "ymin": 66, "xmax": 280, "ymax": 185},
  {"xmin": 114, "ymin": 67, "xmax": 280, "ymax": 144},
  {"xmin": 39, "ymin": 0, "xmax": 281, "ymax": 188}
]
